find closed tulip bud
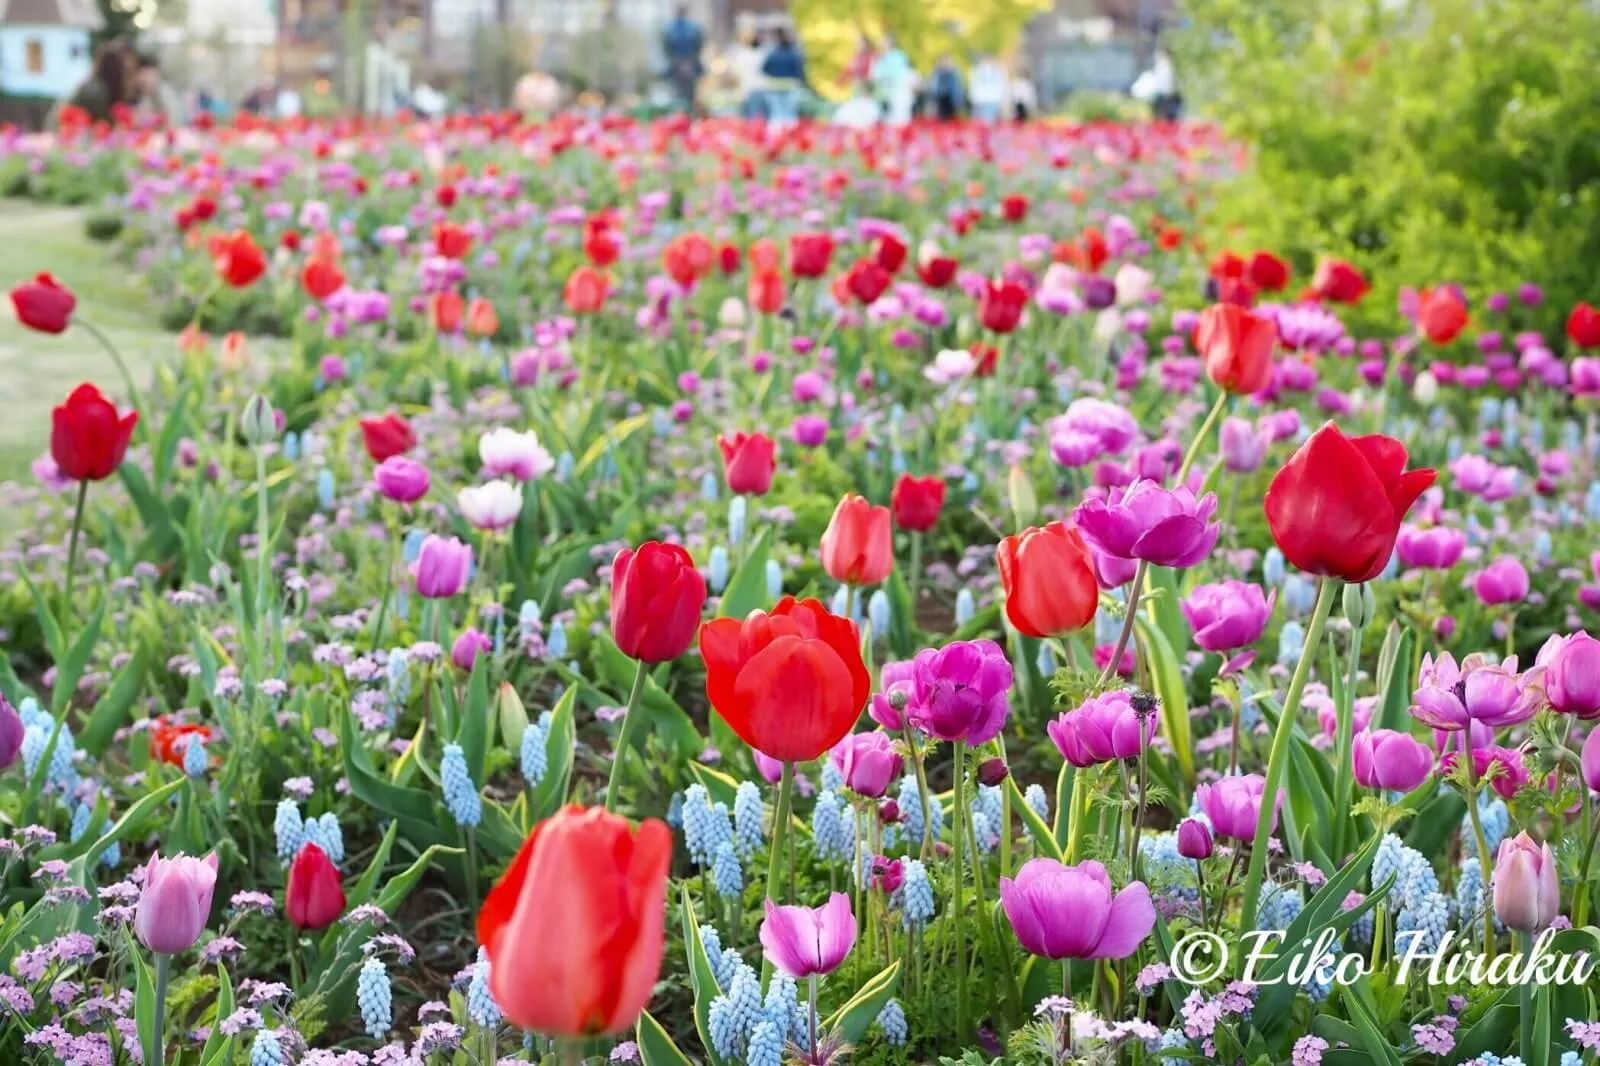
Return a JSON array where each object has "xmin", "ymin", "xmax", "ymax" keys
[
  {"xmin": 878, "ymin": 798, "xmax": 902, "ymax": 824},
  {"xmin": 977, "ymin": 757, "xmax": 1010, "ymax": 786},
  {"xmin": 610, "ymin": 541, "xmax": 707, "ymax": 664},
  {"xmin": 1176, "ymin": 818, "xmax": 1213, "ymax": 860},
  {"xmin": 1006, "ymin": 464, "xmax": 1036, "ymax": 531},
  {"xmin": 478, "ymin": 806, "xmax": 671, "ymax": 1035},
  {"xmin": 134, "ymin": 851, "xmax": 219, "ymax": 954},
  {"xmin": 240, "ymin": 394, "xmax": 278, "ymax": 447},
  {"xmin": 1413, "ymin": 370, "xmax": 1439, "ymax": 405},
  {"xmin": 819, "ymin": 494, "xmax": 893, "ymax": 586},
  {"xmin": 1351, "ymin": 729, "xmax": 1434, "ymax": 792},
  {"xmin": 1342, "ymin": 582, "xmax": 1376, "ymax": 629},
  {"xmin": 1492, "ymin": 831, "xmax": 1560, "ymax": 933},
  {"xmin": 498, "ymin": 682, "xmax": 528, "ymax": 756},
  {"xmin": 286, "ymin": 842, "xmax": 345, "ymax": 930}
]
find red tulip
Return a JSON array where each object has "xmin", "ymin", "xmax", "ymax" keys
[
  {"xmin": 212, "ymin": 230, "xmax": 266, "ymax": 288},
  {"xmin": 1264, "ymin": 423, "xmax": 1435, "ymax": 584},
  {"xmin": 1311, "ymin": 258, "xmax": 1369, "ymax": 304},
  {"xmin": 1055, "ymin": 227, "xmax": 1107, "ymax": 272},
  {"xmin": 434, "ymin": 221, "xmax": 472, "ymax": 259},
  {"xmin": 1247, "ymin": 251, "xmax": 1290, "ymax": 292},
  {"xmin": 611, "ymin": 541, "xmax": 707, "ymax": 663},
  {"xmin": 435, "ymin": 183, "xmax": 458, "ymax": 208},
  {"xmin": 285, "ymin": 842, "xmax": 345, "ymax": 930},
  {"xmin": 717, "ymin": 431, "xmax": 777, "ymax": 495},
  {"xmin": 845, "ymin": 259, "xmax": 892, "ymax": 306},
  {"xmin": 430, "ymin": 290, "xmax": 464, "ymax": 333},
  {"xmin": 148, "ymin": 718, "xmax": 214, "ymax": 767},
  {"xmin": 358, "ymin": 412, "xmax": 416, "ymax": 463},
  {"xmin": 916, "ymin": 254, "xmax": 958, "ymax": 288},
  {"xmin": 979, "ymin": 278, "xmax": 1028, "ymax": 334},
  {"xmin": 662, "ymin": 232, "xmax": 713, "ymax": 287},
  {"xmin": 700, "ymin": 597, "xmax": 871, "ymax": 761},
  {"xmin": 1209, "ymin": 251, "xmax": 1246, "ymax": 280},
  {"xmin": 891, "ymin": 473, "xmax": 945, "ymax": 532},
  {"xmin": 1195, "ymin": 303, "xmax": 1276, "ymax": 394},
  {"xmin": 873, "ymin": 233, "xmax": 908, "ymax": 274},
  {"xmin": 564, "ymin": 267, "xmax": 610, "ymax": 315},
  {"xmin": 465, "ymin": 296, "xmax": 499, "ymax": 338},
  {"xmin": 1418, "ymin": 287, "xmax": 1468, "ymax": 345},
  {"xmin": 749, "ymin": 238, "xmax": 781, "ymax": 273},
  {"xmin": 717, "ymin": 242, "xmax": 741, "ymax": 275},
  {"xmin": 1000, "ymin": 193, "xmax": 1029, "ymax": 222},
  {"xmin": 819, "ymin": 493, "xmax": 893, "ymax": 585},
  {"xmin": 1567, "ymin": 302, "xmax": 1600, "ymax": 350},
  {"xmin": 280, "ymin": 229, "xmax": 301, "ymax": 251},
  {"xmin": 477, "ymin": 806, "xmax": 672, "ymax": 1035},
  {"xmin": 10, "ymin": 272, "xmax": 76, "ymax": 333},
  {"xmin": 748, "ymin": 269, "xmax": 786, "ymax": 314},
  {"xmin": 583, "ymin": 226, "xmax": 621, "ymax": 267},
  {"xmin": 301, "ymin": 256, "xmax": 345, "ymax": 301},
  {"xmin": 997, "ymin": 521, "xmax": 1099, "ymax": 637},
  {"xmin": 50, "ymin": 383, "xmax": 137, "ymax": 481},
  {"xmin": 788, "ymin": 232, "xmax": 835, "ymax": 278}
]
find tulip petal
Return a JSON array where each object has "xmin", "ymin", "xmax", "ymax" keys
[{"xmin": 1092, "ymin": 882, "xmax": 1157, "ymax": 959}]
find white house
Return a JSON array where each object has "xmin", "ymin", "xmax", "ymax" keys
[{"xmin": 0, "ymin": 0, "xmax": 100, "ymax": 99}]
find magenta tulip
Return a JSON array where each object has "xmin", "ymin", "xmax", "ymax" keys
[
  {"xmin": 1542, "ymin": 631, "xmax": 1600, "ymax": 719},
  {"xmin": 411, "ymin": 534, "xmax": 473, "ymax": 599},
  {"xmin": 1395, "ymin": 525, "xmax": 1467, "ymax": 570},
  {"xmin": 1046, "ymin": 690, "xmax": 1155, "ymax": 767},
  {"xmin": 1176, "ymin": 818, "xmax": 1213, "ymax": 860},
  {"xmin": 1181, "ymin": 580, "xmax": 1275, "ymax": 662},
  {"xmin": 373, "ymin": 455, "xmax": 430, "ymax": 503},
  {"xmin": 829, "ymin": 732, "xmax": 904, "ymax": 799},
  {"xmin": 999, "ymin": 859, "xmax": 1155, "ymax": 960},
  {"xmin": 759, "ymin": 892, "xmax": 857, "ymax": 978},
  {"xmin": 1351, "ymin": 729, "xmax": 1434, "ymax": 792},
  {"xmin": 1581, "ymin": 728, "xmax": 1600, "ymax": 792},
  {"xmin": 1474, "ymin": 556, "xmax": 1529, "ymax": 606},
  {"xmin": 1195, "ymin": 773, "xmax": 1280, "ymax": 842}
]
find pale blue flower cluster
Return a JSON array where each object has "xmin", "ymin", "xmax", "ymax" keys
[
  {"xmin": 1257, "ymin": 883, "xmax": 1304, "ymax": 933},
  {"xmin": 811, "ymin": 790, "xmax": 855, "ymax": 863},
  {"xmin": 301, "ymin": 811, "xmax": 345, "ymax": 865},
  {"xmin": 467, "ymin": 946, "xmax": 503, "ymax": 1028},
  {"xmin": 1395, "ymin": 892, "xmax": 1453, "ymax": 955},
  {"xmin": 733, "ymin": 781, "xmax": 765, "ymax": 858},
  {"xmin": 713, "ymin": 841, "xmax": 744, "ymax": 899},
  {"xmin": 897, "ymin": 775, "xmax": 943, "ymax": 850},
  {"xmin": 876, "ymin": 998, "xmax": 908, "ymax": 1046},
  {"xmin": 183, "ymin": 734, "xmax": 208, "ymax": 777},
  {"xmin": 357, "ymin": 957, "xmax": 392, "ymax": 1039},
  {"xmin": 899, "ymin": 858, "xmax": 936, "ymax": 929},
  {"xmin": 19, "ymin": 699, "xmax": 78, "ymax": 796},
  {"xmin": 707, "ymin": 962, "xmax": 764, "ymax": 1060},
  {"xmin": 249, "ymin": 1029, "xmax": 286, "ymax": 1066},
  {"xmin": 520, "ymin": 710, "xmax": 555, "ymax": 786},
  {"xmin": 274, "ymin": 799, "xmax": 306, "ymax": 861},
  {"xmin": 683, "ymin": 785, "xmax": 735, "ymax": 868},
  {"xmin": 970, "ymin": 785, "xmax": 1003, "ymax": 854},
  {"xmin": 1024, "ymin": 783, "xmax": 1049, "ymax": 822},
  {"xmin": 1460, "ymin": 793, "xmax": 1510, "ymax": 854}
]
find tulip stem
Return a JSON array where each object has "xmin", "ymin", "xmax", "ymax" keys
[
  {"xmin": 151, "ymin": 952, "xmax": 170, "ymax": 1066},
  {"xmin": 765, "ymin": 761, "xmax": 795, "ymax": 905},
  {"xmin": 368, "ymin": 526, "xmax": 399, "ymax": 652},
  {"xmin": 63, "ymin": 479, "xmax": 88, "ymax": 622},
  {"xmin": 1065, "ymin": 767, "xmax": 1090, "ymax": 864},
  {"xmin": 1095, "ymin": 561, "xmax": 1148, "ymax": 692},
  {"xmin": 603, "ymin": 660, "xmax": 650, "ymax": 813},
  {"xmin": 904, "ymin": 728, "xmax": 935, "ymax": 862},
  {"xmin": 1331, "ymin": 613, "xmax": 1365, "ymax": 863},
  {"xmin": 1175, "ymin": 390, "xmax": 1228, "ymax": 485},
  {"xmin": 908, "ymin": 532, "xmax": 923, "ymax": 617},
  {"xmin": 77, "ymin": 317, "xmax": 146, "ymax": 441},
  {"xmin": 255, "ymin": 446, "xmax": 271, "ymax": 633},
  {"xmin": 1573, "ymin": 813, "xmax": 1600, "ymax": 927},
  {"xmin": 807, "ymin": 974, "xmax": 819, "ymax": 1059},
  {"xmin": 1239, "ymin": 576, "xmax": 1339, "ymax": 933},
  {"xmin": 1463, "ymin": 747, "xmax": 1497, "ymax": 959},
  {"xmin": 1517, "ymin": 930, "xmax": 1534, "ymax": 1059},
  {"xmin": 952, "ymin": 741, "xmax": 969, "ymax": 1042}
]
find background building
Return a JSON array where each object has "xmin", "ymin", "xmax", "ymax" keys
[{"xmin": 0, "ymin": 0, "xmax": 100, "ymax": 101}]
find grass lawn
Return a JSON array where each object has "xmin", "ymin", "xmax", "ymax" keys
[{"xmin": 0, "ymin": 199, "xmax": 174, "ymax": 480}]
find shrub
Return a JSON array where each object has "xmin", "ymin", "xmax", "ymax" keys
[{"xmin": 1181, "ymin": 0, "xmax": 1600, "ymax": 340}]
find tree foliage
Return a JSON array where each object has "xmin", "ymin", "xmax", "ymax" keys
[
  {"xmin": 1180, "ymin": 0, "xmax": 1600, "ymax": 340},
  {"xmin": 792, "ymin": 0, "xmax": 1051, "ymax": 99}
]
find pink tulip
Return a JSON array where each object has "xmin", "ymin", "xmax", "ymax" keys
[
  {"xmin": 134, "ymin": 852, "xmax": 219, "ymax": 954},
  {"xmin": 1492, "ymin": 831, "xmax": 1560, "ymax": 932},
  {"xmin": 759, "ymin": 892, "xmax": 856, "ymax": 978},
  {"xmin": 1000, "ymin": 859, "xmax": 1155, "ymax": 960}
]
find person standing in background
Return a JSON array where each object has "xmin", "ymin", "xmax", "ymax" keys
[
  {"xmin": 931, "ymin": 54, "xmax": 965, "ymax": 121},
  {"xmin": 662, "ymin": 4, "xmax": 706, "ymax": 114},
  {"xmin": 1010, "ymin": 66, "xmax": 1037, "ymax": 122},
  {"xmin": 760, "ymin": 27, "xmax": 808, "ymax": 127},
  {"xmin": 870, "ymin": 33, "xmax": 914, "ymax": 125},
  {"xmin": 969, "ymin": 52, "xmax": 1008, "ymax": 123},
  {"xmin": 59, "ymin": 39, "xmax": 132, "ymax": 124},
  {"xmin": 734, "ymin": 30, "xmax": 769, "ymax": 119},
  {"xmin": 840, "ymin": 33, "xmax": 875, "ymax": 96},
  {"xmin": 132, "ymin": 52, "xmax": 184, "ymax": 125}
]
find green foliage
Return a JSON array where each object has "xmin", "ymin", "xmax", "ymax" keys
[{"xmin": 1182, "ymin": 0, "xmax": 1600, "ymax": 338}]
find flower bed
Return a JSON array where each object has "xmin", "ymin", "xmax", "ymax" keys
[{"xmin": 1, "ymin": 114, "xmax": 1599, "ymax": 1066}]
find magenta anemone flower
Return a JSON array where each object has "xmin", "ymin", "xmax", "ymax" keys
[{"xmin": 1074, "ymin": 478, "xmax": 1220, "ymax": 568}]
